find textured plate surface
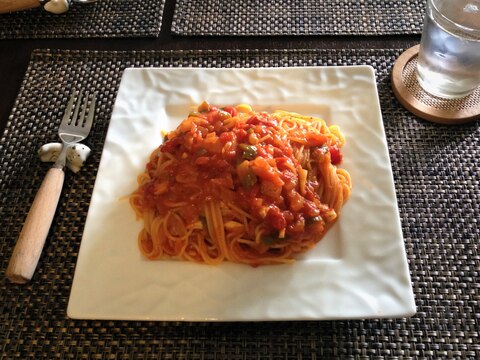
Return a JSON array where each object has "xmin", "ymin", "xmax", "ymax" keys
[{"xmin": 68, "ymin": 66, "xmax": 415, "ymax": 321}]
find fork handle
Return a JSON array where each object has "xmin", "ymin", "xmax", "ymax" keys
[
  {"xmin": 6, "ymin": 167, "xmax": 65, "ymax": 284},
  {"xmin": 0, "ymin": 0, "xmax": 40, "ymax": 14}
]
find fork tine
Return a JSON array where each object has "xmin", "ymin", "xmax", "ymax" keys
[
  {"xmin": 71, "ymin": 89, "xmax": 84, "ymax": 126},
  {"xmin": 83, "ymin": 92, "xmax": 96, "ymax": 131},
  {"xmin": 61, "ymin": 91, "xmax": 77, "ymax": 125},
  {"xmin": 78, "ymin": 91, "xmax": 89, "ymax": 126}
]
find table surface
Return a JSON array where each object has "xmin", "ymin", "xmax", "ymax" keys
[
  {"xmin": 6, "ymin": 2, "xmax": 477, "ymax": 360},
  {"xmin": 0, "ymin": 0, "xmax": 419, "ymax": 134}
]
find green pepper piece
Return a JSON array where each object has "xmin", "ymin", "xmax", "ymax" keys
[
  {"xmin": 242, "ymin": 171, "xmax": 258, "ymax": 190},
  {"xmin": 261, "ymin": 234, "xmax": 288, "ymax": 244},
  {"xmin": 261, "ymin": 235, "xmax": 277, "ymax": 244},
  {"xmin": 239, "ymin": 144, "xmax": 257, "ymax": 160}
]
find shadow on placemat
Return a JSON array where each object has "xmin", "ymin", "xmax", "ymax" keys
[
  {"xmin": 0, "ymin": 0, "xmax": 165, "ymax": 39},
  {"xmin": 0, "ymin": 49, "xmax": 478, "ymax": 360}
]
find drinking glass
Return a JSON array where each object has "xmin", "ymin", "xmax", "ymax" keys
[{"xmin": 416, "ymin": 0, "xmax": 480, "ymax": 99}]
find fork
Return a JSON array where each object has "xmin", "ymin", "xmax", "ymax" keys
[{"xmin": 6, "ymin": 90, "xmax": 96, "ymax": 284}]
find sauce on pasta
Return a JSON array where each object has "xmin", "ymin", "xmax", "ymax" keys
[{"xmin": 130, "ymin": 102, "xmax": 351, "ymax": 266}]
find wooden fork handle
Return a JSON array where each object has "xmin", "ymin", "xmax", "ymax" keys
[
  {"xmin": 0, "ymin": 0, "xmax": 40, "ymax": 14},
  {"xmin": 6, "ymin": 168, "xmax": 65, "ymax": 284}
]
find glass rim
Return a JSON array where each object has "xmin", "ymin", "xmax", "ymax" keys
[{"xmin": 430, "ymin": 0, "xmax": 480, "ymax": 35}]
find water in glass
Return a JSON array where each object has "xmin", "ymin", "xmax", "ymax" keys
[{"xmin": 416, "ymin": 0, "xmax": 480, "ymax": 98}]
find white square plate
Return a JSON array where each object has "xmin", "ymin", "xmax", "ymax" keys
[{"xmin": 68, "ymin": 66, "xmax": 415, "ymax": 321}]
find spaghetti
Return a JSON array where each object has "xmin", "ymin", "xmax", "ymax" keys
[{"xmin": 130, "ymin": 102, "xmax": 352, "ymax": 266}]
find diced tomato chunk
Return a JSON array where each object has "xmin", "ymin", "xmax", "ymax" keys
[
  {"xmin": 235, "ymin": 128, "xmax": 248, "ymax": 142},
  {"xmin": 266, "ymin": 206, "xmax": 286, "ymax": 230},
  {"xmin": 195, "ymin": 156, "xmax": 210, "ymax": 166},
  {"xmin": 207, "ymin": 109, "xmax": 219, "ymax": 123},
  {"xmin": 161, "ymin": 136, "xmax": 182, "ymax": 153},
  {"xmin": 306, "ymin": 133, "xmax": 328, "ymax": 147},
  {"xmin": 246, "ymin": 113, "xmax": 278, "ymax": 127},
  {"xmin": 329, "ymin": 145, "xmax": 343, "ymax": 165},
  {"xmin": 251, "ymin": 157, "xmax": 284, "ymax": 186},
  {"xmin": 222, "ymin": 106, "xmax": 238, "ymax": 117},
  {"xmin": 219, "ymin": 131, "xmax": 234, "ymax": 143}
]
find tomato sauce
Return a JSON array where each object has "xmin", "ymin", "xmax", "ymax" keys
[{"xmin": 140, "ymin": 104, "xmax": 344, "ymax": 240}]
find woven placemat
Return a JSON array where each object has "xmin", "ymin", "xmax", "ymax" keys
[
  {"xmin": 1, "ymin": 49, "xmax": 479, "ymax": 359},
  {"xmin": 172, "ymin": 0, "xmax": 425, "ymax": 36},
  {"xmin": 0, "ymin": 0, "xmax": 165, "ymax": 39}
]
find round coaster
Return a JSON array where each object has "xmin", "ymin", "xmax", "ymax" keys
[{"xmin": 391, "ymin": 45, "xmax": 480, "ymax": 125}]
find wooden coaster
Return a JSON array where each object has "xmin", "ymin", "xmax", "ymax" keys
[{"xmin": 391, "ymin": 45, "xmax": 480, "ymax": 125}]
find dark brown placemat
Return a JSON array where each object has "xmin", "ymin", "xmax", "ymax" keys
[
  {"xmin": 1, "ymin": 49, "xmax": 479, "ymax": 359},
  {"xmin": 0, "ymin": 0, "xmax": 165, "ymax": 39},
  {"xmin": 172, "ymin": 0, "xmax": 425, "ymax": 36}
]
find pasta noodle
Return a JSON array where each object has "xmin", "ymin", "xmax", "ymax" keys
[{"xmin": 130, "ymin": 102, "xmax": 352, "ymax": 266}]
